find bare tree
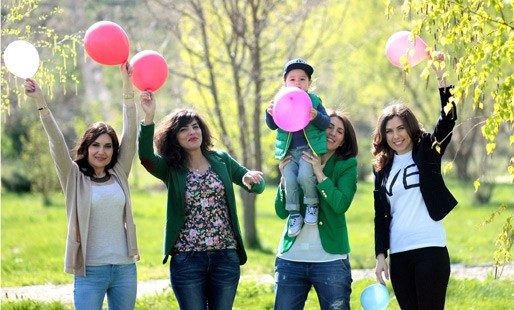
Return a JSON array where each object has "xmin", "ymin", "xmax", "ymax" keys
[{"xmin": 145, "ymin": 0, "xmax": 339, "ymax": 248}]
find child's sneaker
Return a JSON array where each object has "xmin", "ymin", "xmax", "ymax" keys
[
  {"xmin": 304, "ymin": 205, "xmax": 318, "ymax": 225},
  {"xmin": 287, "ymin": 213, "xmax": 303, "ymax": 237}
]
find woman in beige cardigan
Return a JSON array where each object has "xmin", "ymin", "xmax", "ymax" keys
[{"xmin": 24, "ymin": 63, "xmax": 147, "ymax": 310}]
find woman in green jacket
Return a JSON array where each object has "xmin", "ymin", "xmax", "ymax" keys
[
  {"xmin": 138, "ymin": 98, "xmax": 265, "ymax": 309},
  {"xmin": 274, "ymin": 111, "xmax": 359, "ymax": 310}
]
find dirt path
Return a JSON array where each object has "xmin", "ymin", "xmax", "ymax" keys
[{"xmin": 2, "ymin": 263, "xmax": 513, "ymax": 305}]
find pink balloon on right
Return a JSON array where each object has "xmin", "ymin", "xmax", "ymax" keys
[
  {"xmin": 385, "ymin": 31, "xmax": 429, "ymax": 68},
  {"xmin": 130, "ymin": 50, "xmax": 169, "ymax": 92}
]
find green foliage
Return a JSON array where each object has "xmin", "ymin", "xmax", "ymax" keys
[
  {"xmin": 1, "ymin": 0, "xmax": 80, "ymax": 113},
  {"xmin": 1, "ymin": 0, "xmax": 81, "ymax": 202},
  {"xmin": 479, "ymin": 203, "xmax": 513, "ymax": 273},
  {"xmin": 20, "ymin": 125, "xmax": 60, "ymax": 205},
  {"xmin": 1, "ymin": 167, "xmax": 31, "ymax": 193},
  {"xmin": 0, "ymin": 300, "xmax": 69, "ymax": 310},
  {"xmin": 390, "ymin": 0, "xmax": 514, "ymax": 172}
]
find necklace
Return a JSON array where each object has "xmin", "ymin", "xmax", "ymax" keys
[
  {"xmin": 91, "ymin": 174, "xmax": 110, "ymax": 183},
  {"xmin": 188, "ymin": 159, "xmax": 209, "ymax": 174}
]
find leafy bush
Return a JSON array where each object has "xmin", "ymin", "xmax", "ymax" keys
[{"xmin": 1, "ymin": 170, "xmax": 31, "ymax": 193}]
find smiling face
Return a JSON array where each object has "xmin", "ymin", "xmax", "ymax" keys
[
  {"xmin": 326, "ymin": 116, "xmax": 345, "ymax": 152},
  {"xmin": 177, "ymin": 119, "xmax": 203, "ymax": 153},
  {"xmin": 87, "ymin": 133, "xmax": 113, "ymax": 175},
  {"xmin": 284, "ymin": 69, "xmax": 312, "ymax": 91},
  {"xmin": 385, "ymin": 116, "xmax": 413, "ymax": 155}
]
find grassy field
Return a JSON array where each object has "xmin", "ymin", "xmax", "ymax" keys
[
  {"xmin": 1, "ymin": 278, "xmax": 513, "ymax": 309},
  {"xmin": 1, "ymin": 179, "xmax": 513, "ymax": 308}
]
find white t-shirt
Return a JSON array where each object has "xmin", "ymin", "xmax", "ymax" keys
[
  {"xmin": 386, "ymin": 151, "xmax": 446, "ymax": 254},
  {"xmin": 86, "ymin": 180, "xmax": 134, "ymax": 266},
  {"xmin": 278, "ymin": 224, "xmax": 347, "ymax": 262}
]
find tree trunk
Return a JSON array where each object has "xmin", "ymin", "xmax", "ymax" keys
[{"xmin": 240, "ymin": 188, "xmax": 260, "ymax": 248}]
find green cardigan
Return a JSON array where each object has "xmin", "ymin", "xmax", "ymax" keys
[
  {"xmin": 139, "ymin": 123, "xmax": 265, "ymax": 265},
  {"xmin": 275, "ymin": 155, "xmax": 357, "ymax": 254}
]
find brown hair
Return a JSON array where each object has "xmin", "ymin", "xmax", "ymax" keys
[
  {"xmin": 329, "ymin": 110, "xmax": 358, "ymax": 160},
  {"xmin": 371, "ymin": 102, "xmax": 423, "ymax": 171},
  {"xmin": 154, "ymin": 108, "xmax": 213, "ymax": 169},
  {"xmin": 74, "ymin": 122, "xmax": 119, "ymax": 177}
]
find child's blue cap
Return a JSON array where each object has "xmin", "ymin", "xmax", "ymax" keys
[{"xmin": 283, "ymin": 58, "xmax": 314, "ymax": 79}]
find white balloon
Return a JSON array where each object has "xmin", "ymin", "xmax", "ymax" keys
[{"xmin": 3, "ymin": 40, "xmax": 40, "ymax": 78}]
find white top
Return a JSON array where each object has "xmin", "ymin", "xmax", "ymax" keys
[
  {"xmin": 278, "ymin": 224, "xmax": 347, "ymax": 262},
  {"xmin": 86, "ymin": 180, "xmax": 134, "ymax": 266},
  {"xmin": 386, "ymin": 151, "xmax": 446, "ymax": 254}
]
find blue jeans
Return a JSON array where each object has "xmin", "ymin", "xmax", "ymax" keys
[
  {"xmin": 170, "ymin": 249, "xmax": 241, "ymax": 310},
  {"xmin": 74, "ymin": 263, "xmax": 137, "ymax": 310},
  {"xmin": 283, "ymin": 146, "xmax": 319, "ymax": 212},
  {"xmin": 274, "ymin": 257, "xmax": 352, "ymax": 310}
]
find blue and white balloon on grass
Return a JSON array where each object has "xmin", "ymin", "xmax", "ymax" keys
[{"xmin": 360, "ymin": 283, "xmax": 390, "ymax": 310}]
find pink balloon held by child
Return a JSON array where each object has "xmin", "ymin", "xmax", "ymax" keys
[{"xmin": 272, "ymin": 86, "xmax": 312, "ymax": 132}]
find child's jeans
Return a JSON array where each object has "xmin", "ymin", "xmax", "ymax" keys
[{"xmin": 283, "ymin": 146, "xmax": 319, "ymax": 212}]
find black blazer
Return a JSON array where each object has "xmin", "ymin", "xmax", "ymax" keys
[{"xmin": 373, "ymin": 86, "xmax": 458, "ymax": 258}]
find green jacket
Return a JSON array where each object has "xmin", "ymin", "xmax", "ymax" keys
[
  {"xmin": 275, "ymin": 155, "xmax": 357, "ymax": 254},
  {"xmin": 274, "ymin": 93, "xmax": 328, "ymax": 159},
  {"xmin": 139, "ymin": 123, "xmax": 265, "ymax": 265}
]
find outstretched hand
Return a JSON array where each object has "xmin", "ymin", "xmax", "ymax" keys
[
  {"xmin": 242, "ymin": 170, "xmax": 264, "ymax": 189},
  {"xmin": 120, "ymin": 62, "xmax": 133, "ymax": 86},
  {"xmin": 431, "ymin": 51, "xmax": 446, "ymax": 80},
  {"xmin": 23, "ymin": 78, "xmax": 43, "ymax": 99},
  {"xmin": 140, "ymin": 91, "xmax": 155, "ymax": 124}
]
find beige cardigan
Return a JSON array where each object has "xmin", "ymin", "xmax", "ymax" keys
[{"xmin": 39, "ymin": 100, "xmax": 139, "ymax": 276}]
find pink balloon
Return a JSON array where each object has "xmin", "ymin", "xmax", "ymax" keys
[
  {"xmin": 84, "ymin": 21, "xmax": 130, "ymax": 65},
  {"xmin": 385, "ymin": 31, "xmax": 428, "ymax": 68},
  {"xmin": 272, "ymin": 87, "xmax": 312, "ymax": 132},
  {"xmin": 130, "ymin": 50, "xmax": 169, "ymax": 92}
]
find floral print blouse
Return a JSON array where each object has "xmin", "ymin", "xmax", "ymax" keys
[{"xmin": 174, "ymin": 167, "xmax": 237, "ymax": 252}]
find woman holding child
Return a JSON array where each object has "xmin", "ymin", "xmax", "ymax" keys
[{"xmin": 274, "ymin": 110, "xmax": 359, "ymax": 310}]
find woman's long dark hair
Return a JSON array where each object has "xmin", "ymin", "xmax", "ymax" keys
[
  {"xmin": 372, "ymin": 102, "xmax": 423, "ymax": 172},
  {"xmin": 329, "ymin": 111, "xmax": 359, "ymax": 160},
  {"xmin": 154, "ymin": 108, "xmax": 213, "ymax": 169},
  {"xmin": 74, "ymin": 122, "xmax": 119, "ymax": 177}
]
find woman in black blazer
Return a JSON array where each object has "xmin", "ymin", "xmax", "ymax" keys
[{"xmin": 372, "ymin": 52, "xmax": 458, "ymax": 310}]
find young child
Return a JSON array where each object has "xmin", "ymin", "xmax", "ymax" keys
[{"xmin": 265, "ymin": 58, "xmax": 329, "ymax": 237}]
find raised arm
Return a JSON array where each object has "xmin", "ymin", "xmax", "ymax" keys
[
  {"xmin": 431, "ymin": 51, "xmax": 457, "ymax": 154},
  {"xmin": 24, "ymin": 79, "xmax": 72, "ymax": 190},
  {"xmin": 117, "ymin": 62, "xmax": 137, "ymax": 175},
  {"xmin": 138, "ymin": 91, "xmax": 170, "ymax": 181}
]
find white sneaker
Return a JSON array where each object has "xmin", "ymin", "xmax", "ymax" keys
[
  {"xmin": 287, "ymin": 213, "xmax": 303, "ymax": 237},
  {"xmin": 304, "ymin": 205, "xmax": 318, "ymax": 225}
]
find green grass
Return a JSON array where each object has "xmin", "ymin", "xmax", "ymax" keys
[
  {"xmin": 2, "ymin": 180, "xmax": 512, "ymax": 287},
  {"xmin": 2, "ymin": 278, "xmax": 513, "ymax": 309}
]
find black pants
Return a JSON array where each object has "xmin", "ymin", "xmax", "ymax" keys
[{"xmin": 390, "ymin": 246, "xmax": 450, "ymax": 310}]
